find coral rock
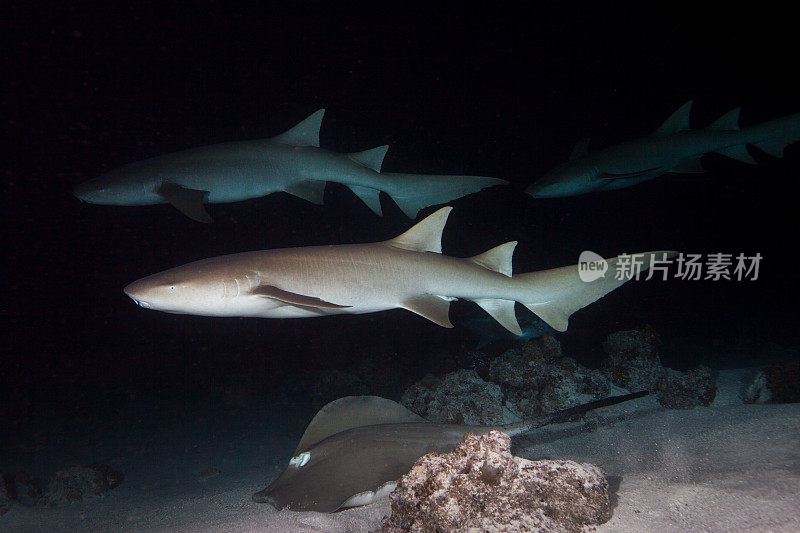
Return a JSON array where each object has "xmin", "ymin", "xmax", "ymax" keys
[
  {"xmin": 657, "ymin": 366, "xmax": 718, "ymax": 409},
  {"xmin": 41, "ymin": 464, "xmax": 124, "ymax": 506},
  {"xmin": 489, "ymin": 336, "xmax": 612, "ymax": 419},
  {"xmin": 401, "ymin": 369, "xmax": 515, "ymax": 425},
  {"xmin": 601, "ymin": 325, "xmax": 666, "ymax": 391},
  {"xmin": 763, "ymin": 361, "xmax": 800, "ymax": 404},
  {"xmin": 381, "ymin": 431, "xmax": 611, "ymax": 533}
]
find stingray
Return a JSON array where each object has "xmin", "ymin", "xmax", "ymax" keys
[{"xmin": 252, "ymin": 391, "xmax": 646, "ymax": 512}]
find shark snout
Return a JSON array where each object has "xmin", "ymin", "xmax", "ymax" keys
[{"xmin": 123, "ymin": 280, "xmax": 152, "ymax": 308}]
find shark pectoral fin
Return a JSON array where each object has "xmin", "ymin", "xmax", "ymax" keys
[
  {"xmin": 400, "ymin": 295, "xmax": 453, "ymax": 328},
  {"xmin": 157, "ymin": 182, "xmax": 212, "ymax": 223},
  {"xmin": 349, "ymin": 185, "xmax": 383, "ymax": 216},
  {"xmin": 671, "ymin": 157, "xmax": 705, "ymax": 173},
  {"xmin": 473, "ymin": 299, "xmax": 522, "ymax": 335},
  {"xmin": 251, "ymin": 285, "xmax": 351, "ymax": 309},
  {"xmin": 600, "ymin": 167, "xmax": 662, "ymax": 181},
  {"xmin": 285, "ymin": 180, "xmax": 326, "ymax": 205}
]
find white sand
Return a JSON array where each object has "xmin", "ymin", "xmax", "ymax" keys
[{"xmin": 1, "ymin": 369, "xmax": 798, "ymax": 532}]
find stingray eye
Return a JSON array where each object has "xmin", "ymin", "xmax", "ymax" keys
[{"xmin": 289, "ymin": 452, "xmax": 311, "ymax": 468}]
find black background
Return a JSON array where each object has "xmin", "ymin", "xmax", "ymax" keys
[{"xmin": 4, "ymin": 3, "xmax": 799, "ymax": 419}]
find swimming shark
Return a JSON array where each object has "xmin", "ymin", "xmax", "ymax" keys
[
  {"xmin": 73, "ymin": 109, "xmax": 506, "ymax": 222},
  {"xmin": 123, "ymin": 206, "xmax": 674, "ymax": 333},
  {"xmin": 527, "ymin": 102, "xmax": 800, "ymax": 198},
  {"xmin": 252, "ymin": 391, "xmax": 647, "ymax": 512}
]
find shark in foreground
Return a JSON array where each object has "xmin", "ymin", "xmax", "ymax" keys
[
  {"xmin": 73, "ymin": 110, "xmax": 506, "ymax": 222},
  {"xmin": 527, "ymin": 101, "xmax": 800, "ymax": 198},
  {"xmin": 123, "ymin": 206, "xmax": 674, "ymax": 333},
  {"xmin": 252, "ymin": 392, "xmax": 648, "ymax": 512}
]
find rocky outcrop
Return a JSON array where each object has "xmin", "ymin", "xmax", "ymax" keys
[
  {"xmin": 744, "ymin": 361, "xmax": 800, "ymax": 404},
  {"xmin": 1, "ymin": 465, "xmax": 123, "ymax": 508},
  {"xmin": 401, "ymin": 369, "xmax": 516, "ymax": 425},
  {"xmin": 601, "ymin": 325, "xmax": 666, "ymax": 391},
  {"xmin": 380, "ymin": 431, "xmax": 612, "ymax": 533},
  {"xmin": 489, "ymin": 336, "xmax": 612, "ymax": 419},
  {"xmin": 657, "ymin": 366, "xmax": 717, "ymax": 409}
]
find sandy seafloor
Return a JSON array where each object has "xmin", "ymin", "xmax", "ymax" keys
[{"xmin": 2, "ymin": 368, "xmax": 798, "ymax": 533}]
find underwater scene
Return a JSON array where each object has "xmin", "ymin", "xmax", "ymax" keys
[{"xmin": 3, "ymin": 4, "xmax": 800, "ymax": 532}]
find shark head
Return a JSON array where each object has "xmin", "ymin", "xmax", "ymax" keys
[
  {"xmin": 74, "ymin": 161, "xmax": 162, "ymax": 205},
  {"xmin": 123, "ymin": 258, "xmax": 279, "ymax": 316},
  {"xmin": 526, "ymin": 162, "xmax": 602, "ymax": 198}
]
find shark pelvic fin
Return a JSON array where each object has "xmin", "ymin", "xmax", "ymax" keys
[
  {"xmin": 708, "ymin": 107, "xmax": 741, "ymax": 131},
  {"xmin": 251, "ymin": 285, "xmax": 350, "ymax": 309},
  {"xmin": 469, "ymin": 241, "xmax": 516, "ymax": 276},
  {"xmin": 653, "ymin": 100, "xmax": 693, "ymax": 136},
  {"xmin": 348, "ymin": 145, "xmax": 389, "ymax": 171},
  {"xmin": 400, "ymin": 295, "xmax": 453, "ymax": 328},
  {"xmin": 386, "ymin": 206, "xmax": 452, "ymax": 253},
  {"xmin": 285, "ymin": 180, "xmax": 326, "ymax": 205},
  {"xmin": 570, "ymin": 138, "xmax": 591, "ymax": 160},
  {"xmin": 716, "ymin": 144, "xmax": 757, "ymax": 164},
  {"xmin": 473, "ymin": 299, "xmax": 522, "ymax": 335},
  {"xmin": 272, "ymin": 109, "xmax": 325, "ymax": 147},
  {"xmin": 157, "ymin": 182, "xmax": 212, "ymax": 223},
  {"xmin": 349, "ymin": 185, "xmax": 383, "ymax": 215},
  {"xmin": 295, "ymin": 396, "xmax": 423, "ymax": 453}
]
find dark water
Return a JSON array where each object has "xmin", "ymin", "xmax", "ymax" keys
[{"xmin": 4, "ymin": 4, "xmax": 799, "ymax": 426}]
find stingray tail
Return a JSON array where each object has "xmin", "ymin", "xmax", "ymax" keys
[{"xmin": 502, "ymin": 390, "xmax": 649, "ymax": 437}]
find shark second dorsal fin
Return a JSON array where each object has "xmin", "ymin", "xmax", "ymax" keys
[
  {"xmin": 469, "ymin": 241, "xmax": 516, "ymax": 276},
  {"xmin": 272, "ymin": 109, "xmax": 325, "ymax": 147},
  {"xmin": 385, "ymin": 206, "xmax": 452, "ymax": 253},
  {"xmin": 653, "ymin": 100, "xmax": 693, "ymax": 136},
  {"xmin": 295, "ymin": 396, "xmax": 424, "ymax": 453},
  {"xmin": 348, "ymin": 145, "xmax": 389, "ymax": 171}
]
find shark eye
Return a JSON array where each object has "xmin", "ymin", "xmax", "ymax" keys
[{"xmin": 289, "ymin": 452, "xmax": 311, "ymax": 468}]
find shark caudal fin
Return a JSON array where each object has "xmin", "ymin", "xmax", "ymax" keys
[
  {"xmin": 745, "ymin": 112, "xmax": 800, "ymax": 159},
  {"xmin": 375, "ymin": 173, "xmax": 508, "ymax": 218},
  {"xmin": 517, "ymin": 251, "xmax": 677, "ymax": 332}
]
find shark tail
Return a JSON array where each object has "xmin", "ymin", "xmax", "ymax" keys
[
  {"xmin": 515, "ymin": 251, "xmax": 677, "ymax": 332},
  {"xmin": 362, "ymin": 173, "xmax": 507, "ymax": 218},
  {"xmin": 747, "ymin": 112, "xmax": 800, "ymax": 159}
]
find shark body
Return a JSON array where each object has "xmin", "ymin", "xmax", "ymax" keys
[
  {"xmin": 123, "ymin": 207, "xmax": 673, "ymax": 333},
  {"xmin": 73, "ymin": 110, "xmax": 506, "ymax": 222},
  {"xmin": 527, "ymin": 102, "xmax": 800, "ymax": 198},
  {"xmin": 252, "ymin": 392, "xmax": 647, "ymax": 512}
]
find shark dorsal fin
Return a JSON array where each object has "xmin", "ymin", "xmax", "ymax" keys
[
  {"xmin": 272, "ymin": 109, "xmax": 325, "ymax": 147},
  {"xmin": 295, "ymin": 396, "xmax": 424, "ymax": 453},
  {"xmin": 570, "ymin": 138, "xmax": 591, "ymax": 160},
  {"xmin": 469, "ymin": 241, "xmax": 516, "ymax": 277},
  {"xmin": 653, "ymin": 101, "xmax": 693, "ymax": 136},
  {"xmin": 348, "ymin": 145, "xmax": 389, "ymax": 172},
  {"xmin": 708, "ymin": 107, "xmax": 741, "ymax": 131},
  {"xmin": 385, "ymin": 206, "xmax": 452, "ymax": 253}
]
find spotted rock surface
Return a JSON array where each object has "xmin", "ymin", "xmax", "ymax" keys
[{"xmin": 381, "ymin": 431, "xmax": 612, "ymax": 533}]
